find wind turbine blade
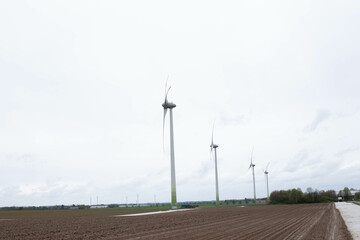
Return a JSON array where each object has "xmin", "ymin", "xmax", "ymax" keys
[
  {"xmin": 165, "ymin": 86, "xmax": 171, "ymax": 101},
  {"xmin": 211, "ymin": 124, "xmax": 214, "ymax": 146},
  {"xmin": 165, "ymin": 76, "xmax": 170, "ymax": 96},
  {"xmin": 266, "ymin": 162, "xmax": 270, "ymax": 172},
  {"xmin": 250, "ymin": 146, "xmax": 254, "ymax": 165},
  {"xmin": 162, "ymin": 108, "xmax": 168, "ymax": 151},
  {"xmin": 210, "ymin": 122, "xmax": 215, "ymax": 161}
]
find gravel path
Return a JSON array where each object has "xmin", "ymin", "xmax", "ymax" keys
[
  {"xmin": 335, "ymin": 202, "xmax": 360, "ymax": 240},
  {"xmin": 116, "ymin": 208, "xmax": 194, "ymax": 216}
]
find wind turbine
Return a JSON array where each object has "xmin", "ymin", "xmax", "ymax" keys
[
  {"xmin": 248, "ymin": 147, "xmax": 256, "ymax": 203},
  {"xmin": 210, "ymin": 125, "xmax": 220, "ymax": 206},
  {"xmin": 264, "ymin": 162, "xmax": 270, "ymax": 202},
  {"xmin": 162, "ymin": 82, "xmax": 177, "ymax": 209}
]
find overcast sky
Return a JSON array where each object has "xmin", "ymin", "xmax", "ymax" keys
[{"xmin": 1, "ymin": 1, "xmax": 359, "ymax": 207}]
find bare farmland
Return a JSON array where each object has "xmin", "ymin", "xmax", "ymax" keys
[{"xmin": 0, "ymin": 203, "xmax": 352, "ymax": 239}]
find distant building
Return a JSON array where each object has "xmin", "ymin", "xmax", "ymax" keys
[{"xmin": 90, "ymin": 205, "xmax": 107, "ymax": 209}]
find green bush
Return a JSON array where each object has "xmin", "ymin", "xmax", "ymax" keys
[{"xmin": 270, "ymin": 188, "xmax": 338, "ymax": 204}]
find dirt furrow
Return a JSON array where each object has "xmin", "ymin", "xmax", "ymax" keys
[{"xmin": 0, "ymin": 203, "xmax": 353, "ymax": 240}]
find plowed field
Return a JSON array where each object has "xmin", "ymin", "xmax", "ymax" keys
[{"xmin": 0, "ymin": 203, "xmax": 352, "ymax": 239}]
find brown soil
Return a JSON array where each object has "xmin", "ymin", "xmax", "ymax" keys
[{"xmin": 0, "ymin": 203, "xmax": 352, "ymax": 239}]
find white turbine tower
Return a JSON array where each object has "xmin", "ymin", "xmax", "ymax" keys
[
  {"xmin": 210, "ymin": 125, "xmax": 220, "ymax": 206},
  {"xmin": 264, "ymin": 162, "xmax": 270, "ymax": 202},
  {"xmin": 248, "ymin": 148, "xmax": 256, "ymax": 203},
  {"xmin": 162, "ymin": 82, "xmax": 177, "ymax": 209}
]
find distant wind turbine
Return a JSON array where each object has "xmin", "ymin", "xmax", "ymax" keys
[
  {"xmin": 264, "ymin": 162, "xmax": 270, "ymax": 202},
  {"xmin": 162, "ymin": 81, "xmax": 178, "ymax": 209},
  {"xmin": 248, "ymin": 147, "xmax": 256, "ymax": 203},
  {"xmin": 210, "ymin": 125, "xmax": 220, "ymax": 206}
]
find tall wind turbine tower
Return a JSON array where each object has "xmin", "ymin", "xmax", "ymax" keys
[
  {"xmin": 210, "ymin": 126, "xmax": 220, "ymax": 206},
  {"xmin": 162, "ymin": 82, "xmax": 177, "ymax": 209},
  {"xmin": 264, "ymin": 162, "xmax": 270, "ymax": 202},
  {"xmin": 248, "ymin": 148, "xmax": 256, "ymax": 203}
]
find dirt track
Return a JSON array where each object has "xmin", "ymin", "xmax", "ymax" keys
[{"xmin": 0, "ymin": 203, "xmax": 352, "ymax": 239}]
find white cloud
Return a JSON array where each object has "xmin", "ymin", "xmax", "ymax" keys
[{"xmin": 304, "ymin": 109, "xmax": 331, "ymax": 133}]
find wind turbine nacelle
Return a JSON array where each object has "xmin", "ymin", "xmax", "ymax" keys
[
  {"xmin": 211, "ymin": 144, "xmax": 218, "ymax": 148},
  {"xmin": 162, "ymin": 102, "xmax": 176, "ymax": 109}
]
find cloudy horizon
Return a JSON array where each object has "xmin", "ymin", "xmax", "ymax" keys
[{"xmin": 1, "ymin": 1, "xmax": 359, "ymax": 207}]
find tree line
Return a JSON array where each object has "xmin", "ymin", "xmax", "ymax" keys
[{"xmin": 270, "ymin": 187, "xmax": 358, "ymax": 204}]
